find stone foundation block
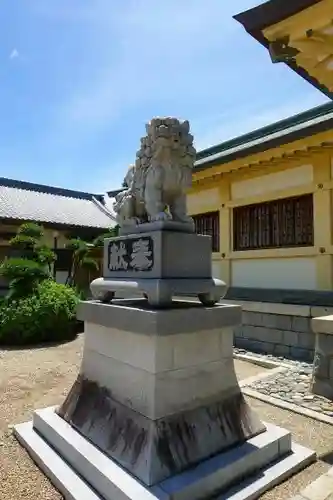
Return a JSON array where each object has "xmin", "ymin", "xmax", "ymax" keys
[
  {"xmin": 262, "ymin": 314, "xmax": 292, "ymax": 331},
  {"xmin": 242, "ymin": 311, "xmax": 263, "ymax": 326},
  {"xmin": 291, "ymin": 316, "xmax": 311, "ymax": 333},
  {"xmin": 290, "ymin": 346, "xmax": 312, "ymax": 362},
  {"xmin": 234, "ymin": 309, "xmax": 315, "ymax": 361},
  {"xmin": 79, "ymin": 350, "xmax": 239, "ymax": 419},
  {"xmin": 297, "ymin": 331, "xmax": 314, "ymax": 349}
]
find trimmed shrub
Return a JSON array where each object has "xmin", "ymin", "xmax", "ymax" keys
[
  {"xmin": 0, "ymin": 258, "xmax": 50, "ymax": 299},
  {"xmin": 0, "ymin": 280, "xmax": 80, "ymax": 346},
  {"xmin": 0, "ymin": 222, "xmax": 55, "ymax": 300}
]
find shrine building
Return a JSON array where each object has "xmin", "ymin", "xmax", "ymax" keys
[{"xmin": 188, "ymin": 0, "xmax": 333, "ymax": 304}]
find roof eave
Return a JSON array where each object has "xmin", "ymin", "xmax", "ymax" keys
[
  {"xmin": 0, "ymin": 217, "xmax": 112, "ymax": 232},
  {"xmin": 233, "ymin": 0, "xmax": 323, "ymax": 33},
  {"xmin": 233, "ymin": 0, "xmax": 333, "ymax": 99},
  {"xmin": 194, "ymin": 113, "xmax": 333, "ymax": 172}
]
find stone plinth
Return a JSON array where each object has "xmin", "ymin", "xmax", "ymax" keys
[
  {"xmin": 103, "ymin": 228, "xmax": 211, "ymax": 280},
  {"xmin": 119, "ymin": 220, "xmax": 195, "ymax": 236},
  {"xmin": 91, "ymin": 228, "xmax": 227, "ymax": 306},
  {"xmin": 311, "ymin": 315, "xmax": 333, "ymax": 399},
  {"xmin": 58, "ymin": 299, "xmax": 265, "ymax": 486}
]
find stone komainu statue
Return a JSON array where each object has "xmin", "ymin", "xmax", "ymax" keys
[{"xmin": 113, "ymin": 117, "xmax": 196, "ymax": 227}]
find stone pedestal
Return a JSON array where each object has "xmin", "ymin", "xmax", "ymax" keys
[
  {"xmin": 14, "ymin": 300, "xmax": 315, "ymax": 500},
  {"xmin": 90, "ymin": 225, "xmax": 227, "ymax": 306},
  {"xmin": 12, "ymin": 116, "xmax": 315, "ymax": 500},
  {"xmin": 58, "ymin": 300, "xmax": 264, "ymax": 485},
  {"xmin": 311, "ymin": 315, "xmax": 333, "ymax": 399}
]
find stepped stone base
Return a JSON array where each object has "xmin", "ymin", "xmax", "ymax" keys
[{"xmin": 14, "ymin": 407, "xmax": 315, "ymax": 500}]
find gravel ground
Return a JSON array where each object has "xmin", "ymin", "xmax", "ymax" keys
[
  {"xmin": 247, "ymin": 396, "xmax": 332, "ymax": 500},
  {"xmin": 0, "ymin": 336, "xmax": 83, "ymax": 500},
  {"xmin": 234, "ymin": 358, "xmax": 270, "ymax": 380},
  {"xmin": 235, "ymin": 348, "xmax": 333, "ymax": 417},
  {"xmin": 0, "ymin": 339, "xmax": 331, "ymax": 500}
]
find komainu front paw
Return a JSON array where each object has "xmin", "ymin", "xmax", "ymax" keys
[{"xmin": 150, "ymin": 211, "xmax": 170, "ymax": 222}]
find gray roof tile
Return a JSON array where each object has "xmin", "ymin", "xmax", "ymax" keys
[{"xmin": 0, "ymin": 178, "xmax": 117, "ymax": 229}]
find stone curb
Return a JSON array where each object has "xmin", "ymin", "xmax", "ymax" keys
[
  {"xmin": 239, "ymin": 366, "xmax": 287, "ymax": 388},
  {"xmin": 234, "ymin": 353, "xmax": 291, "ymax": 370},
  {"xmin": 243, "ymin": 387, "xmax": 333, "ymax": 426}
]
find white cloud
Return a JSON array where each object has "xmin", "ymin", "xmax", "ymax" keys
[{"xmin": 9, "ymin": 49, "xmax": 19, "ymax": 60}]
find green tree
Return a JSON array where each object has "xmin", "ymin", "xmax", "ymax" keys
[
  {"xmin": 92, "ymin": 225, "xmax": 119, "ymax": 248},
  {"xmin": 0, "ymin": 223, "xmax": 56, "ymax": 300},
  {"xmin": 65, "ymin": 226, "xmax": 119, "ymax": 289},
  {"xmin": 65, "ymin": 239, "xmax": 99, "ymax": 287}
]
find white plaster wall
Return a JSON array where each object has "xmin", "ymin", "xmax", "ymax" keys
[
  {"xmin": 212, "ymin": 261, "xmax": 222, "ymax": 278},
  {"xmin": 231, "ymin": 165, "xmax": 313, "ymax": 200},
  {"xmin": 187, "ymin": 188, "xmax": 220, "ymax": 214},
  {"xmin": 231, "ymin": 257, "xmax": 316, "ymax": 289}
]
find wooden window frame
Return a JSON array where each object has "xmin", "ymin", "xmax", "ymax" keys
[
  {"xmin": 54, "ymin": 248, "xmax": 73, "ymax": 271},
  {"xmin": 233, "ymin": 194, "xmax": 314, "ymax": 251},
  {"xmin": 192, "ymin": 211, "xmax": 220, "ymax": 252}
]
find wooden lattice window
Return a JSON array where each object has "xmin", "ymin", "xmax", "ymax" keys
[
  {"xmin": 193, "ymin": 211, "xmax": 220, "ymax": 252},
  {"xmin": 233, "ymin": 194, "xmax": 313, "ymax": 251},
  {"xmin": 54, "ymin": 249, "xmax": 73, "ymax": 271}
]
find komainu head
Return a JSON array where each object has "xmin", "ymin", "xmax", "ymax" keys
[{"xmin": 136, "ymin": 117, "xmax": 196, "ymax": 171}]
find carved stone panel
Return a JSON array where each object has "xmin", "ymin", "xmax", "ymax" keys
[
  {"xmin": 103, "ymin": 230, "xmax": 212, "ymax": 280},
  {"xmin": 107, "ymin": 236, "xmax": 154, "ymax": 273}
]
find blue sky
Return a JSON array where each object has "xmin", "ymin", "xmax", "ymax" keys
[{"xmin": 1, "ymin": 0, "xmax": 329, "ymax": 193}]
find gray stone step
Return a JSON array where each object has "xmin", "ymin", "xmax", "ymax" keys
[
  {"xmin": 13, "ymin": 406, "xmax": 315, "ymax": 500},
  {"xmin": 14, "ymin": 421, "xmax": 101, "ymax": 500}
]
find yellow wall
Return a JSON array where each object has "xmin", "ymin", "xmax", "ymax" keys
[{"xmin": 187, "ymin": 140, "xmax": 333, "ymax": 291}]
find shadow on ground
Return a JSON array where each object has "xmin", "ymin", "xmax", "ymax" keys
[
  {"xmin": 319, "ymin": 450, "xmax": 333, "ymax": 466},
  {"xmin": 0, "ymin": 328, "xmax": 84, "ymax": 352}
]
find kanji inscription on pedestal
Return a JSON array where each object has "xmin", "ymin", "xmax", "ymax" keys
[{"xmin": 107, "ymin": 236, "xmax": 154, "ymax": 272}]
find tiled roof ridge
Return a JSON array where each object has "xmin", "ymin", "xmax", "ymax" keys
[
  {"xmin": 196, "ymin": 101, "xmax": 333, "ymax": 161},
  {"xmin": 0, "ymin": 177, "xmax": 104, "ymax": 202},
  {"xmin": 91, "ymin": 196, "xmax": 117, "ymax": 222}
]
